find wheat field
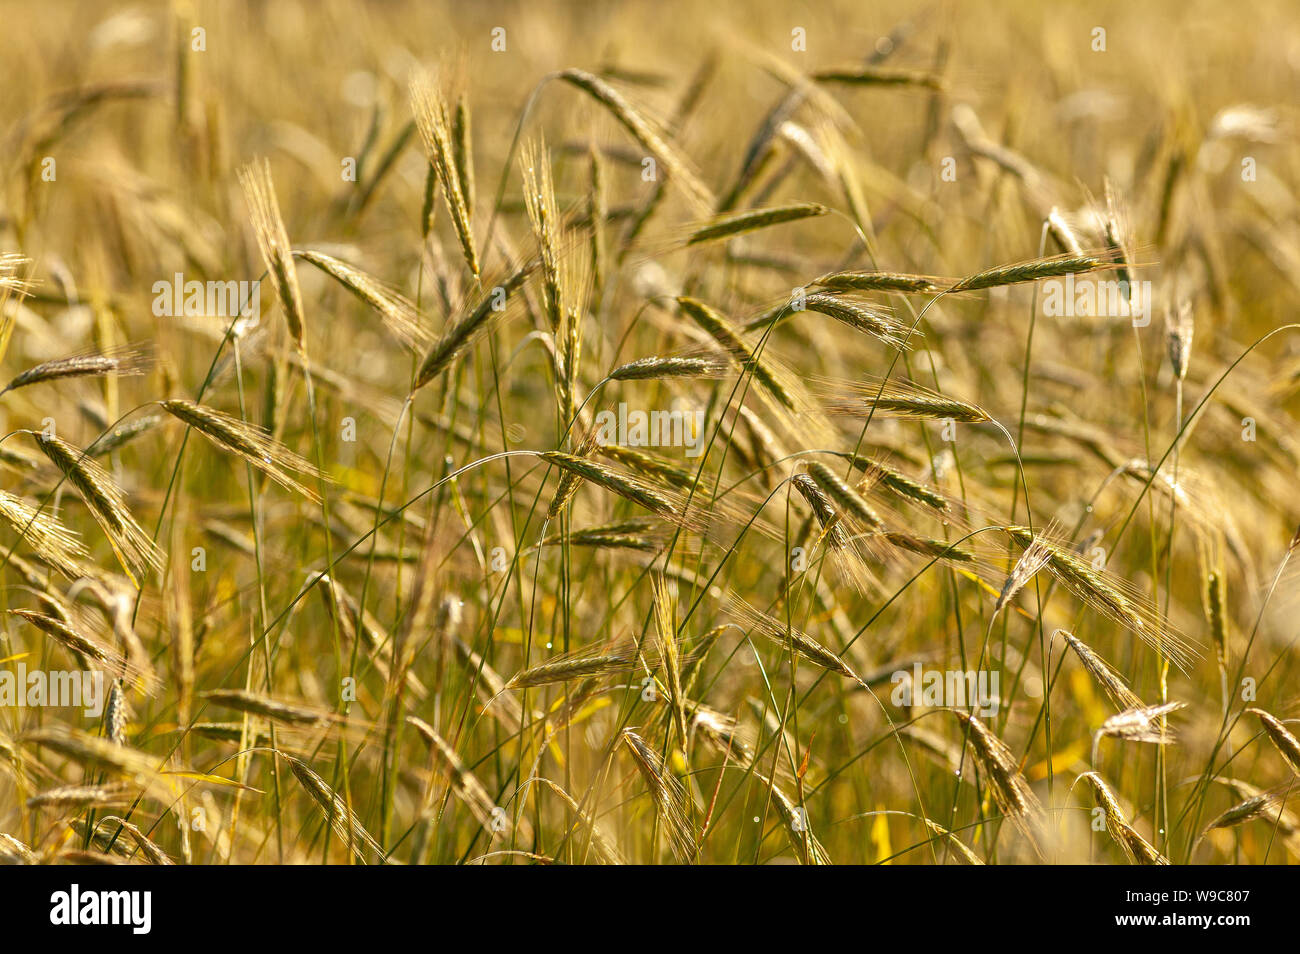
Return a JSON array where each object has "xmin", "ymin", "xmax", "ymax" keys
[{"xmin": 1, "ymin": 0, "xmax": 1298, "ymax": 866}]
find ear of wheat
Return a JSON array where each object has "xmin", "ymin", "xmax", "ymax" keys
[
  {"xmin": 608, "ymin": 354, "xmax": 730, "ymax": 382},
  {"xmin": 0, "ymin": 489, "xmax": 87, "ymax": 577},
  {"xmin": 27, "ymin": 782, "xmax": 131, "ymax": 811},
  {"xmin": 1059, "ymin": 631, "xmax": 1143, "ymax": 710},
  {"xmin": 292, "ymin": 249, "xmax": 431, "ymax": 349},
  {"xmin": 96, "ymin": 814, "xmax": 173, "ymax": 865},
  {"xmin": 410, "ymin": 72, "xmax": 480, "ymax": 276},
  {"xmin": 160, "ymin": 399, "xmax": 324, "ymax": 501},
  {"xmin": 994, "ymin": 531, "xmax": 1052, "ymax": 617},
  {"xmin": 947, "ymin": 254, "xmax": 1109, "ymax": 293},
  {"xmin": 760, "ymin": 772, "xmax": 833, "ymax": 865},
  {"xmin": 685, "ymin": 202, "xmax": 828, "ymax": 246},
  {"xmin": 11, "ymin": 609, "xmax": 114, "ymax": 668},
  {"xmin": 1079, "ymin": 771, "xmax": 1168, "ymax": 864},
  {"xmin": 923, "ymin": 818, "xmax": 984, "ymax": 864},
  {"xmin": 952, "ymin": 710, "xmax": 1044, "ymax": 851},
  {"xmin": 539, "ymin": 451, "xmax": 680, "ymax": 519},
  {"xmin": 453, "ymin": 92, "xmax": 476, "ymax": 221},
  {"xmin": 239, "ymin": 158, "xmax": 306, "ymax": 349},
  {"xmin": 33, "ymin": 432, "xmax": 161, "ymax": 585},
  {"xmin": 619, "ymin": 728, "xmax": 697, "ymax": 862},
  {"xmin": 520, "ymin": 137, "xmax": 567, "ymax": 334},
  {"xmin": 413, "ymin": 260, "xmax": 534, "ymax": 389},
  {"xmin": 811, "ymin": 66, "xmax": 944, "ymax": 89},
  {"xmin": 1248, "ymin": 708, "xmax": 1300, "ymax": 776},
  {"xmin": 651, "ymin": 575, "xmax": 689, "ymax": 746},
  {"xmin": 678, "ymin": 296, "xmax": 800, "ymax": 412},
  {"xmin": 86, "ymin": 415, "xmax": 163, "ymax": 458},
  {"xmin": 807, "ymin": 460, "xmax": 884, "ymax": 530},
  {"xmin": 847, "ymin": 455, "xmax": 947, "ymax": 510},
  {"xmin": 408, "ymin": 716, "xmax": 534, "ymax": 844},
  {"xmin": 799, "ymin": 293, "xmax": 909, "ymax": 348},
  {"xmin": 725, "ymin": 595, "xmax": 865, "ymax": 686},
  {"xmin": 814, "ymin": 376, "xmax": 990, "ymax": 423},
  {"xmin": 1004, "ymin": 526, "xmax": 1195, "ymax": 668},
  {"xmin": 504, "ymin": 641, "xmax": 637, "ymax": 689},
  {"xmin": 558, "ymin": 68, "xmax": 714, "ymax": 213},
  {"xmin": 814, "ymin": 270, "xmax": 941, "ymax": 293},
  {"xmin": 1, "ymin": 345, "xmax": 151, "ymax": 394},
  {"xmin": 1097, "ymin": 702, "xmax": 1186, "ymax": 747},
  {"xmin": 22, "ymin": 726, "xmax": 175, "ymax": 802},
  {"xmin": 283, "ymin": 755, "xmax": 385, "ymax": 863},
  {"xmin": 200, "ymin": 688, "xmax": 336, "ymax": 726}
]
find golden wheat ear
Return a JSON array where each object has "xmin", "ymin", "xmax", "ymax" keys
[
  {"xmin": 200, "ymin": 689, "xmax": 337, "ymax": 727},
  {"xmin": 292, "ymin": 249, "xmax": 432, "ymax": 350},
  {"xmin": 539, "ymin": 450, "xmax": 680, "ymax": 519},
  {"xmin": 608, "ymin": 353, "xmax": 731, "ymax": 382},
  {"xmin": 410, "ymin": 71, "xmax": 479, "ymax": 277},
  {"xmin": 0, "ymin": 489, "xmax": 88, "ymax": 577},
  {"xmin": 952, "ymin": 710, "xmax": 1045, "ymax": 852},
  {"xmin": 158, "ymin": 399, "xmax": 325, "ymax": 501},
  {"xmin": 678, "ymin": 295, "xmax": 802, "ymax": 413},
  {"xmin": 503, "ymin": 639, "xmax": 638, "ymax": 690},
  {"xmin": 1058, "ymin": 630, "xmax": 1143, "ymax": 710},
  {"xmin": 31, "ymin": 432, "xmax": 162, "ymax": 586},
  {"xmin": 1007, "ymin": 525, "xmax": 1198, "ymax": 670},
  {"xmin": 5, "ymin": 608, "xmax": 160, "ymax": 694},
  {"xmin": 282, "ymin": 755, "xmax": 385, "ymax": 863},
  {"xmin": 558, "ymin": 68, "xmax": 714, "ymax": 213},
  {"xmin": 408, "ymin": 716, "xmax": 534, "ymax": 845},
  {"xmin": 792, "ymin": 470, "xmax": 875, "ymax": 592},
  {"xmin": 1078, "ymin": 771, "xmax": 1169, "ymax": 864},
  {"xmin": 1205, "ymin": 780, "xmax": 1300, "ymax": 843},
  {"xmin": 412, "ymin": 259, "xmax": 535, "ymax": 390},
  {"xmin": 0, "ymin": 344, "xmax": 152, "ymax": 395},
  {"xmin": 619, "ymin": 728, "xmax": 698, "ymax": 862},
  {"xmin": 1248, "ymin": 707, "xmax": 1300, "ymax": 775},
  {"xmin": 26, "ymin": 782, "xmax": 132, "ymax": 812},
  {"xmin": 519, "ymin": 136, "xmax": 566, "ymax": 332},
  {"xmin": 947, "ymin": 253, "xmax": 1114, "ymax": 293},
  {"xmin": 788, "ymin": 293, "xmax": 910, "ymax": 349},
  {"xmin": 238, "ymin": 157, "xmax": 306, "ymax": 350},
  {"xmin": 22, "ymin": 726, "xmax": 179, "ymax": 803},
  {"xmin": 682, "ymin": 202, "xmax": 828, "ymax": 247}
]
